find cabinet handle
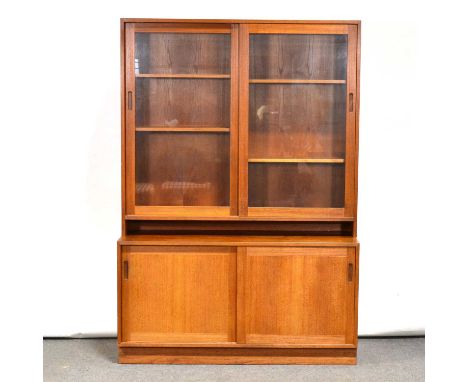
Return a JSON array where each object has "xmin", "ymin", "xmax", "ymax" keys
[
  {"xmin": 123, "ymin": 260, "xmax": 129, "ymax": 279},
  {"xmin": 127, "ymin": 91, "xmax": 133, "ymax": 110},
  {"xmin": 349, "ymin": 92, "xmax": 354, "ymax": 112},
  {"xmin": 348, "ymin": 263, "xmax": 354, "ymax": 282}
]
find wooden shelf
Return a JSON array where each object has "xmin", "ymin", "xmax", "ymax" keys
[
  {"xmin": 249, "ymin": 79, "xmax": 346, "ymax": 84},
  {"xmin": 136, "ymin": 73, "xmax": 230, "ymax": 79},
  {"xmin": 125, "ymin": 213, "xmax": 354, "ymax": 222},
  {"xmin": 119, "ymin": 235, "xmax": 359, "ymax": 247},
  {"xmin": 249, "ymin": 158, "xmax": 345, "ymax": 164},
  {"xmin": 136, "ymin": 127, "xmax": 230, "ymax": 133}
]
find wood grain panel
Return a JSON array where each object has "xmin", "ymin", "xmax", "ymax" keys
[
  {"xmin": 135, "ymin": 132, "xmax": 229, "ymax": 206},
  {"xmin": 127, "ymin": 209, "xmax": 353, "ymax": 221},
  {"xmin": 125, "ymin": 19, "xmax": 360, "ymax": 25},
  {"xmin": 133, "ymin": 206, "xmax": 231, "ymax": 217},
  {"xmin": 240, "ymin": 247, "xmax": 355, "ymax": 345},
  {"xmin": 250, "ymin": 79, "xmax": 346, "ymax": 84},
  {"xmin": 120, "ymin": 20, "xmax": 127, "ymax": 231},
  {"xmin": 247, "ymin": 24, "xmax": 351, "ymax": 34},
  {"xmin": 136, "ymin": 127, "xmax": 229, "ymax": 132},
  {"xmin": 119, "ymin": 346, "xmax": 357, "ymax": 364},
  {"xmin": 353, "ymin": 23, "xmax": 361, "ymax": 234},
  {"xmin": 133, "ymin": 23, "xmax": 231, "ymax": 33},
  {"xmin": 248, "ymin": 158, "xmax": 344, "ymax": 163},
  {"xmin": 344, "ymin": 25, "xmax": 358, "ymax": 217},
  {"xmin": 121, "ymin": 246, "xmax": 236, "ymax": 343},
  {"xmin": 229, "ymin": 24, "xmax": 239, "ymax": 215},
  {"xmin": 125, "ymin": 23, "xmax": 136, "ymax": 215},
  {"xmin": 119, "ymin": 236, "xmax": 359, "ymax": 247},
  {"xmin": 135, "ymin": 33, "xmax": 230, "ymax": 75},
  {"xmin": 136, "ymin": 74, "xmax": 230, "ymax": 78},
  {"xmin": 250, "ymin": 34, "xmax": 347, "ymax": 80},
  {"xmin": 249, "ymin": 163, "xmax": 345, "ymax": 208},
  {"xmin": 238, "ymin": 24, "xmax": 250, "ymax": 216}
]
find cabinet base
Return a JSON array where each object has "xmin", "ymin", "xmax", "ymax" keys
[{"xmin": 119, "ymin": 347, "xmax": 357, "ymax": 365}]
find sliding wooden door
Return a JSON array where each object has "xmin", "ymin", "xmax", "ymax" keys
[
  {"xmin": 121, "ymin": 246, "xmax": 237, "ymax": 344},
  {"xmin": 237, "ymin": 247, "xmax": 357, "ymax": 346}
]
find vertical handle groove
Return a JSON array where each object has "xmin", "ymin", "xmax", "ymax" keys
[
  {"xmin": 127, "ymin": 91, "xmax": 133, "ymax": 110},
  {"xmin": 349, "ymin": 93, "xmax": 354, "ymax": 112},
  {"xmin": 123, "ymin": 260, "xmax": 129, "ymax": 280},
  {"xmin": 348, "ymin": 263, "xmax": 354, "ymax": 282}
]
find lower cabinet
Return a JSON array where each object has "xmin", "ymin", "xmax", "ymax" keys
[{"xmin": 119, "ymin": 244, "xmax": 358, "ymax": 363}]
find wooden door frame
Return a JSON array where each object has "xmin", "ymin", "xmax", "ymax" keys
[
  {"xmin": 123, "ymin": 22, "xmax": 239, "ymax": 218},
  {"xmin": 238, "ymin": 24, "xmax": 359, "ymax": 219}
]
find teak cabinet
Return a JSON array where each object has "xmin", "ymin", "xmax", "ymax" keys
[{"xmin": 118, "ymin": 19, "xmax": 361, "ymax": 365}]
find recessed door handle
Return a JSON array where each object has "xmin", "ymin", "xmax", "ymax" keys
[
  {"xmin": 349, "ymin": 93, "xmax": 354, "ymax": 112},
  {"xmin": 128, "ymin": 91, "xmax": 133, "ymax": 110},
  {"xmin": 123, "ymin": 260, "xmax": 129, "ymax": 279},
  {"xmin": 348, "ymin": 263, "xmax": 354, "ymax": 282}
]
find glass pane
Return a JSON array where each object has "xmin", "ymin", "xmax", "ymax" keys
[
  {"xmin": 136, "ymin": 78, "xmax": 230, "ymax": 128},
  {"xmin": 135, "ymin": 33, "xmax": 230, "ymax": 75},
  {"xmin": 249, "ymin": 84, "xmax": 346, "ymax": 159},
  {"xmin": 250, "ymin": 34, "xmax": 347, "ymax": 80},
  {"xmin": 249, "ymin": 163, "xmax": 345, "ymax": 208},
  {"xmin": 136, "ymin": 133, "xmax": 230, "ymax": 206},
  {"xmin": 248, "ymin": 34, "xmax": 347, "ymax": 209},
  {"xmin": 134, "ymin": 32, "xmax": 231, "ymax": 207}
]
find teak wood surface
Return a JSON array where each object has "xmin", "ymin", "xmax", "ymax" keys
[{"xmin": 119, "ymin": 18, "xmax": 361, "ymax": 365}]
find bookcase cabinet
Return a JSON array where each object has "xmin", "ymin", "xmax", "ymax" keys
[{"xmin": 118, "ymin": 19, "xmax": 360, "ymax": 364}]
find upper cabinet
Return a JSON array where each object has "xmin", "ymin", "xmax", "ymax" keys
[{"xmin": 123, "ymin": 22, "xmax": 359, "ymax": 220}]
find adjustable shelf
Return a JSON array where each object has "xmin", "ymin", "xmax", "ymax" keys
[
  {"xmin": 136, "ymin": 126, "xmax": 230, "ymax": 133},
  {"xmin": 136, "ymin": 73, "xmax": 230, "ymax": 79},
  {"xmin": 248, "ymin": 158, "xmax": 345, "ymax": 164},
  {"xmin": 249, "ymin": 79, "xmax": 346, "ymax": 84}
]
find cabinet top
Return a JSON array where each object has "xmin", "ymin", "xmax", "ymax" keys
[
  {"xmin": 118, "ymin": 235, "xmax": 359, "ymax": 247},
  {"xmin": 121, "ymin": 18, "xmax": 361, "ymax": 25}
]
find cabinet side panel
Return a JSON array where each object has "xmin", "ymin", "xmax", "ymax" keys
[{"xmin": 354, "ymin": 23, "xmax": 361, "ymax": 235}]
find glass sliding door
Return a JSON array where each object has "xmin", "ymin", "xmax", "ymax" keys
[
  {"xmin": 239, "ymin": 24, "xmax": 357, "ymax": 218},
  {"xmin": 125, "ymin": 24, "xmax": 238, "ymax": 217}
]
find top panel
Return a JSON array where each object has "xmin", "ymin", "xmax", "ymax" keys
[{"xmin": 123, "ymin": 19, "xmax": 360, "ymax": 25}]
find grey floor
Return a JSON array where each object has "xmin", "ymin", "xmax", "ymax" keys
[{"xmin": 43, "ymin": 338, "xmax": 424, "ymax": 382}]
